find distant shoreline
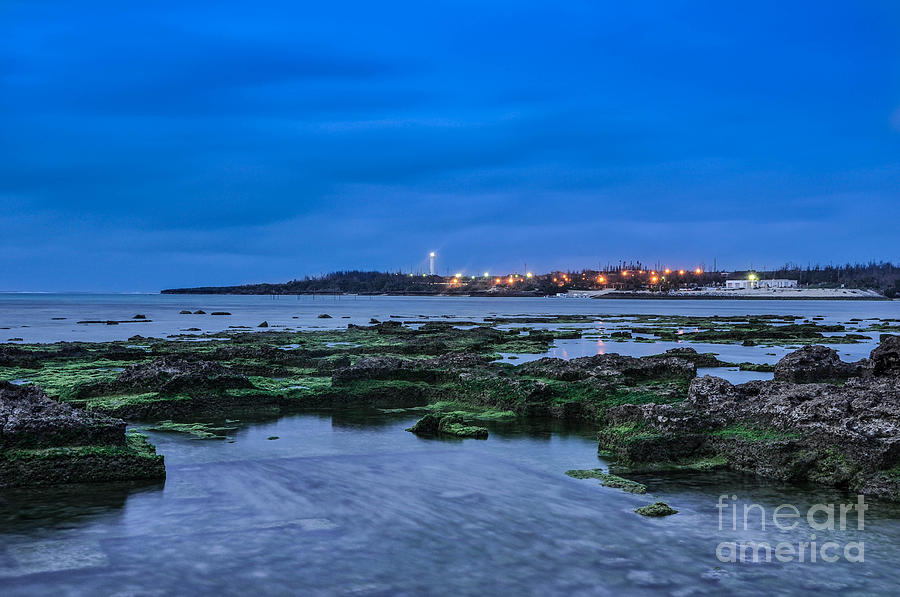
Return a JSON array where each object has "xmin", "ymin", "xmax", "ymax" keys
[{"xmin": 156, "ymin": 291, "xmax": 891, "ymax": 301}]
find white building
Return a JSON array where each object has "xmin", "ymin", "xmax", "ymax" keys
[{"xmin": 725, "ymin": 271, "xmax": 798, "ymax": 289}]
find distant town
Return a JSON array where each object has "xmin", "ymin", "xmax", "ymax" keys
[{"xmin": 162, "ymin": 260, "xmax": 899, "ymax": 299}]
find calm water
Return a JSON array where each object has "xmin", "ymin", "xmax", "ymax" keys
[{"xmin": 1, "ymin": 295, "xmax": 899, "ymax": 595}]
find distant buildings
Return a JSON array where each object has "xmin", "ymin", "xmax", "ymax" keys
[{"xmin": 725, "ymin": 271, "xmax": 798, "ymax": 290}]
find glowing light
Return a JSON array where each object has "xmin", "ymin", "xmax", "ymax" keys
[
  {"xmin": 597, "ymin": 276, "xmax": 606, "ymax": 283},
  {"xmin": 695, "ymin": 268, "xmax": 702, "ymax": 275},
  {"xmin": 495, "ymin": 278, "xmax": 501, "ymax": 284},
  {"xmin": 526, "ymin": 272, "xmax": 533, "ymax": 278},
  {"xmin": 553, "ymin": 277, "xmax": 557, "ymax": 282},
  {"xmin": 651, "ymin": 276, "xmax": 658, "ymax": 283},
  {"xmin": 429, "ymin": 252, "xmax": 435, "ymax": 258},
  {"xmin": 508, "ymin": 276, "xmax": 514, "ymax": 284},
  {"xmin": 484, "ymin": 272, "xmax": 490, "ymax": 278},
  {"xmin": 678, "ymin": 270, "xmax": 685, "ymax": 275},
  {"xmin": 748, "ymin": 273, "xmax": 758, "ymax": 281},
  {"xmin": 454, "ymin": 273, "xmax": 462, "ymax": 278},
  {"xmin": 664, "ymin": 269, "xmax": 671, "ymax": 274}
]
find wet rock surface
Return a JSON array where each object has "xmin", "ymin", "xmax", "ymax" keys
[
  {"xmin": 773, "ymin": 345, "xmax": 866, "ymax": 382},
  {"xmin": 2, "ymin": 319, "xmax": 897, "ymax": 498},
  {"xmin": 0, "ymin": 381, "xmax": 124, "ymax": 450},
  {"xmin": 598, "ymin": 338, "xmax": 900, "ymax": 499},
  {"xmin": 0, "ymin": 382, "xmax": 165, "ymax": 487},
  {"xmin": 871, "ymin": 335, "xmax": 900, "ymax": 376},
  {"xmin": 95, "ymin": 357, "xmax": 254, "ymax": 396}
]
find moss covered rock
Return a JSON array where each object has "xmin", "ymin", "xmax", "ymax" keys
[{"xmin": 635, "ymin": 502, "xmax": 678, "ymax": 517}]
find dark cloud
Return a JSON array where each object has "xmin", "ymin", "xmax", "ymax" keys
[{"xmin": 1, "ymin": 0, "xmax": 899, "ymax": 290}]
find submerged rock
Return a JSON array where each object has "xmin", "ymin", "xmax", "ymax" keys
[
  {"xmin": 406, "ymin": 413, "xmax": 488, "ymax": 439},
  {"xmin": 565, "ymin": 469, "xmax": 647, "ymax": 494},
  {"xmin": 635, "ymin": 502, "xmax": 678, "ymax": 517}
]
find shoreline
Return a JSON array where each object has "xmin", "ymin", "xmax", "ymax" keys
[{"xmin": 156, "ymin": 291, "xmax": 892, "ymax": 301}]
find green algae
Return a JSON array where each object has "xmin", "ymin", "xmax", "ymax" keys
[
  {"xmin": 425, "ymin": 401, "xmax": 517, "ymax": 421},
  {"xmin": 711, "ymin": 425, "xmax": 800, "ymax": 442},
  {"xmin": 565, "ymin": 468, "xmax": 647, "ymax": 494},
  {"xmin": 635, "ymin": 502, "xmax": 678, "ymax": 517},
  {"xmin": 2, "ymin": 430, "xmax": 159, "ymax": 462},
  {"xmin": 736, "ymin": 362, "xmax": 776, "ymax": 372},
  {"xmin": 609, "ymin": 455, "xmax": 728, "ymax": 475},
  {"xmin": 406, "ymin": 413, "xmax": 489, "ymax": 439},
  {"xmin": 143, "ymin": 420, "xmax": 237, "ymax": 439}
]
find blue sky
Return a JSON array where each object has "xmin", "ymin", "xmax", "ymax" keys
[{"xmin": 2, "ymin": 1, "xmax": 899, "ymax": 291}]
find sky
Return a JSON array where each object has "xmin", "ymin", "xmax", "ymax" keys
[{"xmin": 2, "ymin": 0, "xmax": 899, "ymax": 291}]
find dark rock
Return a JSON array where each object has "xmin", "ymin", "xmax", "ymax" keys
[
  {"xmin": 210, "ymin": 312, "xmax": 231, "ymax": 316},
  {"xmin": 179, "ymin": 310, "xmax": 192, "ymax": 314},
  {"xmin": 0, "ymin": 382, "xmax": 125, "ymax": 450},
  {"xmin": 77, "ymin": 357, "xmax": 254, "ymax": 400},
  {"xmin": 0, "ymin": 346, "xmax": 40, "ymax": 368},
  {"xmin": 687, "ymin": 376, "xmax": 738, "ymax": 414},
  {"xmin": 7, "ymin": 338, "xmax": 23, "ymax": 342},
  {"xmin": 193, "ymin": 310, "xmax": 206, "ymax": 314},
  {"xmin": 258, "ymin": 321, "xmax": 269, "ymax": 328},
  {"xmin": 517, "ymin": 353, "xmax": 695, "ymax": 382},
  {"xmin": 871, "ymin": 335, "xmax": 900, "ymax": 376},
  {"xmin": 318, "ymin": 313, "xmax": 332, "ymax": 319},
  {"xmin": 406, "ymin": 413, "xmax": 440, "ymax": 435},
  {"xmin": 133, "ymin": 314, "xmax": 147, "ymax": 319},
  {"xmin": 333, "ymin": 356, "xmax": 440, "ymax": 384},
  {"xmin": 664, "ymin": 347, "xmax": 730, "ymax": 367},
  {"xmin": 406, "ymin": 413, "xmax": 488, "ymax": 439},
  {"xmin": 773, "ymin": 345, "xmax": 865, "ymax": 383}
]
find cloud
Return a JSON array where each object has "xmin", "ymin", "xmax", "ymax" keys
[{"xmin": 1, "ymin": 0, "xmax": 899, "ymax": 290}]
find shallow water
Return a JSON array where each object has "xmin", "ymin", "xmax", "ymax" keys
[
  {"xmin": 1, "ymin": 293, "xmax": 897, "ymax": 344},
  {"xmin": 2, "ymin": 295, "xmax": 900, "ymax": 595},
  {"xmin": 1, "ymin": 412, "xmax": 899, "ymax": 596}
]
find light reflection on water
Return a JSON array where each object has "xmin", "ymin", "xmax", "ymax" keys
[{"xmin": 1, "ymin": 412, "xmax": 899, "ymax": 596}]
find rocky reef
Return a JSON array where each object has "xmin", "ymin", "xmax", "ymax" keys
[
  {"xmin": 0, "ymin": 381, "xmax": 165, "ymax": 487},
  {"xmin": 597, "ymin": 337, "xmax": 900, "ymax": 499},
  {"xmin": 1, "ymin": 313, "xmax": 897, "ymax": 498}
]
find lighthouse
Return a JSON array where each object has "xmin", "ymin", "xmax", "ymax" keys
[{"xmin": 429, "ymin": 252, "xmax": 436, "ymax": 275}]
